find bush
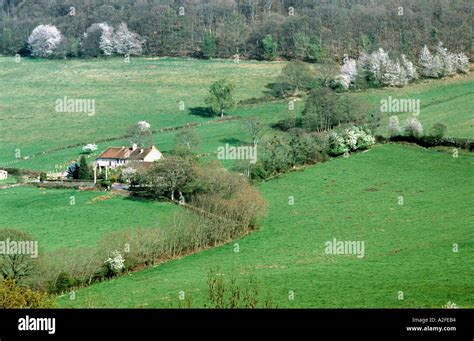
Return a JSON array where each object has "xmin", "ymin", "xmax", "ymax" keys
[
  {"xmin": 100, "ymin": 180, "xmax": 112, "ymax": 189},
  {"xmin": 0, "ymin": 229, "xmax": 39, "ymax": 282},
  {"xmin": 39, "ymin": 172, "xmax": 47, "ymax": 182},
  {"xmin": 403, "ymin": 116, "xmax": 423, "ymax": 137},
  {"xmin": 49, "ymin": 272, "xmax": 76, "ymax": 294},
  {"xmin": 388, "ymin": 115, "xmax": 401, "ymax": 136},
  {"xmin": 0, "ymin": 278, "xmax": 56, "ymax": 308},
  {"xmin": 272, "ymin": 60, "xmax": 316, "ymax": 97},
  {"xmin": 326, "ymin": 127, "xmax": 375, "ymax": 156},
  {"xmin": 104, "ymin": 250, "xmax": 125, "ymax": 276},
  {"xmin": 205, "ymin": 268, "xmax": 273, "ymax": 308},
  {"xmin": 39, "ymin": 247, "xmax": 102, "ymax": 293},
  {"xmin": 388, "ymin": 135, "xmax": 474, "ymax": 151},
  {"xmin": 429, "ymin": 122, "xmax": 448, "ymax": 138},
  {"xmin": 27, "ymin": 25, "xmax": 62, "ymax": 58}
]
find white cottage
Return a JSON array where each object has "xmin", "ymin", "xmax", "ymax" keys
[
  {"xmin": 95, "ymin": 144, "xmax": 162, "ymax": 169},
  {"xmin": 0, "ymin": 169, "xmax": 7, "ymax": 180}
]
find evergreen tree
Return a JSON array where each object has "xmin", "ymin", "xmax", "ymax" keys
[
  {"xmin": 202, "ymin": 32, "xmax": 216, "ymax": 59},
  {"xmin": 77, "ymin": 156, "xmax": 91, "ymax": 180},
  {"xmin": 262, "ymin": 35, "xmax": 277, "ymax": 61},
  {"xmin": 67, "ymin": 162, "xmax": 79, "ymax": 180}
]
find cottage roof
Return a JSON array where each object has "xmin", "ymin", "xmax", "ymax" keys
[{"xmin": 97, "ymin": 145, "xmax": 159, "ymax": 160}]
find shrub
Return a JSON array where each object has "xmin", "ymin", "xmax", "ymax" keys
[
  {"xmin": 388, "ymin": 115, "xmax": 401, "ymax": 136},
  {"xmin": 327, "ymin": 127, "xmax": 375, "ymax": 156},
  {"xmin": 39, "ymin": 247, "xmax": 102, "ymax": 292},
  {"xmin": 337, "ymin": 57, "xmax": 357, "ymax": 90},
  {"xmin": 429, "ymin": 122, "xmax": 448, "ymax": 138},
  {"xmin": 356, "ymin": 48, "xmax": 416, "ymax": 88},
  {"xmin": 104, "ymin": 250, "xmax": 125, "ymax": 276},
  {"xmin": 50, "ymin": 272, "xmax": 76, "ymax": 294},
  {"xmin": 100, "ymin": 180, "xmax": 112, "ymax": 189},
  {"xmin": 419, "ymin": 43, "xmax": 470, "ymax": 78},
  {"xmin": 113, "ymin": 23, "xmax": 144, "ymax": 56},
  {"xmin": 39, "ymin": 172, "xmax": 47, "ymax": 182},
  {"xmin": 273, "ymin": 60, "xmax": 316, "ymax": 97},
  {"xmin": 327, "ymin": 132, "xmax": 349, "ymax": 155},
  {"xmin": 404, "ymin": 116, "xmax": 423, "ymax": 137},
  {"xmin": 0, "ymin": 278, "xmax": 56, "ymax": 308},
  {"xmin": 205, "ymin": 268, "xmax": 273, "ymax": 308},
  {"xmin": 0, "ymin": 229, "xmax": 39, "ymax": 282},
  {"xmin": 261, "ymin": 35, "xmax": 277, "ymax": 61},
  {"xmin": 82, "ymin": 23, "xmax": 114, "ymax": 57},
  {"xmin": 27, "ymin": 24, "xmax": 62, "ymax": 57}
]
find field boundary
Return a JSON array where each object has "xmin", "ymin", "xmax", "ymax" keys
[{"xmin": 0, "ymin": 115, "xmax": 241, "ymax": 168}]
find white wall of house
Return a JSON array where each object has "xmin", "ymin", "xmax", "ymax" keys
[
  {"xmin": 143, "ymin": 148, "xmax": 162, "ymax": 162},
  {"xmin": 96, "ymin": 159, "xmax": 125, "ymax": 168}
]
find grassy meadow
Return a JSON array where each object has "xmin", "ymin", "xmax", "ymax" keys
[
  {"xmin": 1, "ymin": 57, "xmax": 473, "ymax": 308},
  {"xmin": 0, "ymin": 57, "xmax": 284, "ymax": 171},
  {"xmin": 0, "ymin": 186, "xmax": 181, "ymax": 251},
  {"xmin": 57, "ymin": 144, "xmax": 474, "ymax": 308},
  {"xmin": 1, "ymin": 57, "xmax": 473, "ymax": 174}
]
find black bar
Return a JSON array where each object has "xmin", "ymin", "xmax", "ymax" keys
[{"xmin": 0, "ymin": 309, "xmax": 472, "ymax": 338}]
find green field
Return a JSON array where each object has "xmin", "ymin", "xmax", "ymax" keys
[
  {"xmin": 0, "ymin": 186, "xmax": 181, "ymax": 251},
  {"xmin": 0, "ymin": 57, "xmax": 284, "ymax": 171},
  {"xmin": 1, "ymin": 57, "xmax": 473, "ymax": 308},
  {"xmin": 364, "ymin": 75, "xmax": 474, "ymax": 137},
  {"xmin": 57, "ymin": 144, "xmax": 474, "ymax": 308},
  {"xmin": 1, "ymin": 57, "xmax": 472, "ymax": 174}
]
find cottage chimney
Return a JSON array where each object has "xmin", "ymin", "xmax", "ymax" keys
[{"xmin": 132, "ymin": 143, "xmax": 137, "ymax": 151}]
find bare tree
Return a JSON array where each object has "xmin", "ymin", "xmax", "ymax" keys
[
  {"xmin": 176, "ymin": 127, "xmax": 201, "ymax": 150},
  {"xmin": 243, "ymin": 118, "xmax": 264, "ymax": 147}
]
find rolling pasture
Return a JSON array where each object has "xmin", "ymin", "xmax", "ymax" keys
[
  {"xmin": 1, "ymin": 57, "xmax": 473, "ymax": 174},
  {"xmin": 0, "ymin": 186, "xmax": 181, "ymax": 251},
  {"xmin": 58, "ymin": 144, "xmax": 474, "ymax": 308},
  {"xmin": 1, "ymin": 57, "xmax": 473, "ymax": 308}
]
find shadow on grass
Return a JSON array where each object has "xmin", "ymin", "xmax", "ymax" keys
[
  {"xmin": 218, "ymin": 137, "xmax": 246, "ymax": 146},
  {"xmin": 188, "ymin": 106, "xmax": 215, "ymax": 117}
]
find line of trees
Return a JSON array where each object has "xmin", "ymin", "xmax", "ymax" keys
[{"xmin": 1, "ymin": 0, "xmax": 471, "ymax": 61}]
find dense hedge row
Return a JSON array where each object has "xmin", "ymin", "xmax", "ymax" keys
[{"xmin": 377, "ymin": 135, "xmax": 474, "ymax": 151}]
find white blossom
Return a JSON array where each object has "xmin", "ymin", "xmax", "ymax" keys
[
  {"xmin": 357, "ymin": 48, "xmax": 416, "ymax": 87},
  {"xmin": 419, "ymin": 45, "xmax": 436, "ymax": 77},
  {"xmin": 382, "ymin": 59, "xmax": 407, "ymax": 87},
  {"xmin": 28, "ymin": 24, "xmax": 62, "ymax": 57},
  {"xmin": 137, "ymin": 121, "xmax": 151, "ymax": 131},
  {"xmin": 419, "ymin": 42, "xmax": 469, "ymax": 78},
  {"xmin": 338, "ymin": 57, "xmax": 358, "ymax": 89},
  {"xmin": 401, "ymin": 54, "xmax": 418, "ymax": 80},
  {"xmin": 404, "ymin": 116, "xmax": 423, "ymax": 137},
  {"xmin": 388, "ymin": 115, "xmax": 401, "ymax": 136},
  {"xmin": 113, "ymin": 23, "xmax": 144, "ymax": 56},
  {"xmin": 453, "ymin": 52, "xmax": 469, "ymax": 73},
  {"xmin": 327, "ymin": 127, "xmax": 375, "ymax": 155},
  {"xmin": 343, "ymin": 128, "xmax": 358, "ymax": 149},
  {"xmin": 436, "ymin": 42, "xmax": 456, "ymax": 77},
  {"xmin": 105, "ymin": 250, "xmax": 125, "ymax": 274},
  {"xmin": 82, "ymin": 143, "xmax": 98, "ymax": 152},
  {"xmin": 442, "ymin": 301, "xmax": 459, "ymax": 309},
  {"xmin": 98, "ymin": 23, "xmax": 115, "ymax": 56}
]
